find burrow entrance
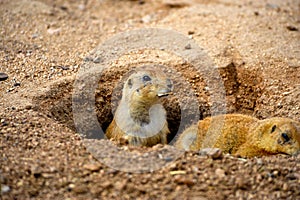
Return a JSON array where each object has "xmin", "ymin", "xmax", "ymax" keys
[{"xmin": 32, "ymin": 50, "xmax": 263, "ymax": 143}]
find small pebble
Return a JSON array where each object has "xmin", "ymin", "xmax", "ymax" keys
[
  {"xmin": 266, "ymin": 3, "xmax": 280, "ymax": 11},
  {"xmin": 138, "ymin": 0, "xmax": 145, "ymax": 5},
  {"xmin": 185, "ymin": 44, "xmax": 191, "ymax": 50},
  {"xmin": 78, "ymin": 4, "xmax": 85, "ymax": 11},
  {"xmin": 25, "ymin": 105, "xmax": 32, "ymax": 110},
  {"xmin": 47, "ymin": 28, "xmax": 61, "ymax": 35},
  {"xmin": 60, "ymin": 5, "xmax": 68, "ymax": 11},
  {"xmin": 286, "ymin": 25, "xmax": 298, "ymax": 31},
  {"xmin": 256, "ymin": 158, "xmax": 263, "ymax": 165},
  {"xmin": 174, "ymin": 177, "xmax": 195, "ymax": 186},
  {"xmin": 282, "ymin": 183, "xmax": 288, "ymax": 191},
  {"xmin": 72, "ymin": 185, "xmax": 88, "ymax": 194},
  {"xmin": 1, "ymin": 119, "xmax": 8, "ymax": 126},
  {"xmin": 84, "ymin": 57, "xmax": 93, "ymax": 62},
  {"xmin": 1, "ymin": 185, "xmax": 10, "ymax": 193},
  {"xmin": 14, "ymin": 82, "xmax": 21, "ymax": 87},
  {"xmin": 141, "ymin": 15, "xmax": 152, "ymax": 23},
  {"xmin": 163, "ymin": 0, "xmax": 190, "ymax": 8},
  {"xmin": 188, "ymin": 30, "xmax": 195, "ymax": 35},
  {"xmin": 59, "ymin": 66, "xmax": 69, "ymax": 70},
  {"xmin": 215, "ymin": 168, "xmax": 226, "ymax": 178},
  {"xmin": 31, "ymin": 33, "xmax": 39, "ymax": 39},
  {"xmin": 170, "ymin": 170, "xmax": 186, "ymax": 175},
  {"xmin": 164, "ymin": 157, "xmax": 173, "ymax": 162},
  {"xmin": 7, "ymin": 88, "xmax": 15, "ymax": 92},
  {"xmin": 199, "ymin": 148, "xmax": 223, "ymax": 159},
  {"xmin": 83, "ymin": 163, "xmax": 101, "ymax": 171},
  {"xmin": 93, "ymin": 57, "xmax": 101, "ymax": 63},
  {"xmin": 0, "ymin": 72, "xmax": 8, "ymax": 81}
]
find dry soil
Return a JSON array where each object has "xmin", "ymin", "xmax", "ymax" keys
[{"xmin": 1, "ymin": 0, "xmax": 300, "ymax": 199}]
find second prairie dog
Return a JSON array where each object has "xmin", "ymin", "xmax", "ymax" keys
[
  {"xmin": 106, "ymin": 66, "xmax": 173, "ymax": 146},
  {"xmin": 175, "ymin": 114, "xmax": 300, "ymax": 157}
]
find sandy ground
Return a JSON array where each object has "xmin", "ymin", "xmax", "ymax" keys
[{"xmin": 1, "ymin": 0, "xmax": 300, "ymax": 199}]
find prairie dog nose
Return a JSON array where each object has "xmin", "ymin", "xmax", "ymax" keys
[
  {"xmin": 157, "ymin": 79, "xmax": 173, "ymax": 97},
  {"xmin": 166, "ymin": 78, "xmax": 173, "ymax": 90}
]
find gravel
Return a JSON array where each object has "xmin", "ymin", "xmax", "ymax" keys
[{"xmin": 1, "ymin": 0, "xmax": 299, "ymax": 199}]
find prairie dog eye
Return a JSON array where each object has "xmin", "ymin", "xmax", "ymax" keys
[
  {"xmin": 281, "ymin": 133, "xmax": 290, "ymax": 143},
  {"xmin": 271, "ymin": 125, "xmax": 277, "ymax": 133},
  {"xmin": 142, "ymin": 75, "xmax": 151, "ymax": 82}
]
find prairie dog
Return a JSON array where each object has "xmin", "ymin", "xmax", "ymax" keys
[
  {"xmin": 175, "ymin": 114, "xmax": 300, "ymax": 157},
  {"xmin": 106, "ymin": 67, "xmax": 173, "ymax": 146}
]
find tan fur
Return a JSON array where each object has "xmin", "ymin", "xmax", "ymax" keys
[
  {"xmin": 176, "ymin": 114, "xmax": 300, "ymax": 157},
  {"xmin": 175, "ymin": 124, "xmax": 197, "ymax": 150},
  {"xmin": 106, "ymin": 67, "xmax": 173, "ymax": 147}
]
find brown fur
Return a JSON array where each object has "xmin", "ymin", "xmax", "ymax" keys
[
  {"xmin": 176, "ymin": 114, "xmax": 300, "ymax": 157},
  {"xmin": 106, "ymin": 67, "xmax": 173, "ymax": 147}
]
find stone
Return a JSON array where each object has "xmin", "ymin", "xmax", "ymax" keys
[{"xmin": 0, "ymin": 72, "xmax": 8, "ymax": 81}]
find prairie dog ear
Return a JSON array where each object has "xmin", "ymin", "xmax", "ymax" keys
[
  {"xmin": 127, "ymin": 78, "xmax": 133, "ymax": 89},
  {"xmin": 271, "ymin": 125, "xmax": 277, "ymax": 133}
]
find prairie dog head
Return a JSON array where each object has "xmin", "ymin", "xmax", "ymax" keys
[
  {"xmin": 123, "ymin": 68, "xmax": 173, "ymax": 103},
  {"xmin": 115, "ymin": 67, "xmax": 173, "ymax": 138},
  {"xmin": 254, "ymin": 118, "xmax": 300, "ymax": 155}
]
